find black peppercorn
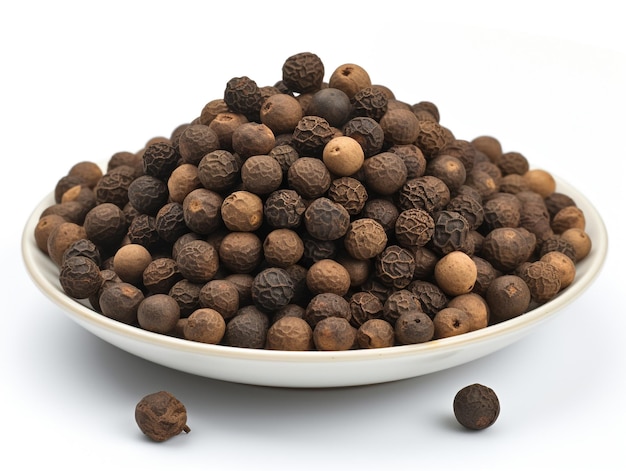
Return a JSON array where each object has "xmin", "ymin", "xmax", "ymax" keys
[{"xmin": 251, "ymin": 267, "xmax": 295, "ymax": 312}]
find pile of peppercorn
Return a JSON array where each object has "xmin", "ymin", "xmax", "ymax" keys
[{"xmin": 35, "ymin": 52, "xmax": 592, "ymax": 351}]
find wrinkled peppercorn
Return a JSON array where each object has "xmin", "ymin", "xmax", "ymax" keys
[
  {"xmin": 135, "ymin": 391, "xmax": 190, "ymax": 442},
  {"xmin": 453, "ymin": 384, "xmax": 500, "ymax": 430}
]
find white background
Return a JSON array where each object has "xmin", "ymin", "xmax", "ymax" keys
[{"xmin": 2, "ymin": 1, "xmax": 625, "ymax": 469}]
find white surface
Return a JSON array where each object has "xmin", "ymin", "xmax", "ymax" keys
[
  {"xmin": 2, "ymin": 1, "xmax": 625, "ymax": 469},
  {"xmin": 21, "ymin": 176, "xmax": 608, "ymax": 388}
]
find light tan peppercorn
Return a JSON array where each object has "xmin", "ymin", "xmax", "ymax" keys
[
  {"xmin": 551, "ymin": 205, "xmax": 585, "ymax": 234},
  {"xmin": 523, "ymin": 169, "xmax": 556, "ymax": 198},
  {"xmin": 447, "ymin": 293, "xmax": 490, "ymax": 331},
  {"xmin": 328, "ymin": 63, "xmax": 372, "ymax": 99},
  {"xmin": 208, "ymin": 112, "xmax": 248, "ymax": 151},
  {"xmin": 221, "ymin": 191, "xmax": 263, "ymax": 232},
  {"xmin": 322, "ymin": 136, "xmax": 365, "ymax": 176},
  {"xmin": 433, "ymin": 307, "xmax": 473, "ymax": 339},
  {"xmin": 168, "ymin": 164, "xmax": 201, "ymax": 204},
  {"xmin": 561, "ymin": 228, "xmax": 592, "ymax": 261},
  {"xmin": 306, "ymin": 259, "xmax": 351, "ymax": 296},
  {"xmin": 113, "ymin": 244, "xmax": 153, "ymax": 285},
  {"xmin": 434, "ymin": 251, "xmax": 478, "ymax": 296}
]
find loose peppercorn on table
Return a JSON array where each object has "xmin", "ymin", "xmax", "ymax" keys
[{"xmin": 22, "ymin": 52, "xmax": 607, "ymax": 387}]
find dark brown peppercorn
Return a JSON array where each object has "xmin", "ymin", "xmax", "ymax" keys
[
  {"xmin": 251, "ymin": 267, "xmax": 295, "ymax": 312},
  {"xmin": 197, "ymin": 150, "xmax": 241, "ymax": 193},
  {"xmin": 351, "ymin": 86, "xmax": 388, "ymax": 121},
  {"xmin": 287, "ymin": 157, "xmax": 332, "ymax": 199},
  {"xmin": 94, "ymin": 169, "xmax": 135, "ymax": 208},
  {"xmin": 394, "ymin": 208, "xmax": 435, "ymax": 249},
  {"xmin": 232, "ymin": 122, "xmax": 276, "ymax": 159},
  {"xmin": 544, "ymin": 192, "xmax": 577, "ymax": 219},
  {"xmin": 471, "ymin": 256, "xmax": 500, "ymax": 296},
  {"xmin": 394, "ymin": 311, "xmax": 435, "ymax": 345},
  {"xmin": 264, "ymin": 189, "xmax": 306, "ymax": 229},
  {"xmin": 268, "ymin": 144, "xmax": 300, "ymax": 176},
  {"xmin": 135, "ymin": 391, "xmax": 190, "ymax": 442},
  {"xmin": 282, "ymin": 52, "xmax": 325, "ymax": 94},
  {"xmin": 412, "ymin": 246, "xmax": 439, "ymax": 279},
  {"xmin": 61, "ymin": 238, "xmax": 101, "ymax": 266},
  {"xmin": 300, "ymin": 234, "xmax": 338, "ymax": 267},
  {"xmin": 143, "ymin": 257, "xmax": 182, "ymax": 295},
  {"xmin": 486, "ymin": 274, "xmax": 531, "ymax": 322},
  {"xmin": 304, "ymin": 292, "xmax": 351, "ymax": 328},
  {"xmin": 415, "ymin": 119, "xmax": 453, "ymax": 158},
  {"xmin": 379, "ymin": 108, "xmax": 420, "ymax": 145},
  {"xmin": 54, "ymin": 175, "xmax": 85, "ymax": 204},
  {"xmin": 349, "ymin": 291, "xmax": 384, "ymax": 327},
  {"xmin": 361, "ymin": 198, "xmax": 399, "ymax": 234},
  {"xmin": 426, "ymin": 154, "xmax": 467, "ymax": 193},
  {"xmin": 375, "ymin": 245, "xmax": 416, "ymax": 289},
  {"xmin": 408, "ymin": 280, "xmax": 449, "ymax": 318},
  {"xmin": 169, "ymin": 279, "xmax": 202, "ymax": 318},
  {"xmin": 446, "ymin": 194, "xmax": 484, "ymax": 231},
  {"xmin": 155, "ymin": 202, "xmax": 190, "ymax": 244},
  {"xmin": 241, "ymin": 154, "xmax": 283, "ymax": 195},
  {"xmin": 99, "ymin": 282, "xmax": 145, "ymax": 325},
  {"xmin": 388, "ymin": 144, "xmax": 427, "ymax": 179},
  {"xmin": 127, "ymin": 214, "xmax": 161, "ymax": 251},
  {"xmin": 363, "ymin": 152, "xmax": 408, "ymax": 196},
  {"xmin": 47, "ymin": 222, "xmax": 88, "ymax": 267},
  {"xmin": 306, "ymin": 259, "xmax": 351, "ymax": 296},
  {"xmin": 137, "ymin": 294, "xmax": 181, "ymax": 334},
  {"xmin": 398, "ymin": 176, "xmax": 451, "ymax": 213},
  {"xmin": 218, "ymin": 231, "xmax": 263, "ymax": 274},
  {"xmin": 127, "ymin": 175, "xmax": 169, "ymax": 215},
  {"xmin": 453, "ymin": 384, "xmax": 500, "ymax": 430},
  {"xmin": 342, "ymin": 117, "xmax": 385, "ymax": 158},
  {"xmin": 142, "ymin": 141, "xmax": 179, "ymax": 180},
  {"xmin": 175, "ymin": 240, "xmax": 219, "ymax": 284},
  {"xmin": 482, "ymin": 193, "xmax": 522, "ymax": 231},
  {"xmin": 328, "ymin": 177, "xmax": 368, "ymax": 216},
  {"xmin": 304, "ymin": 197, "xmax": 350, "ymax": 241},
  {"xmin": 177, "ymin": 124, "xmax": 220, "ymax": 165},
  {"xmin": 83, "ymin": 202, "xmax": 127, "ymax": 249},
  {"xmin": 260, "ymin": 93, "xmax": 304, "ymax": 135},
  {"xmin": 431, "ymin": 210, "xmax": 471, "ymax": 255},
  {"xmin": 182, "ymin": 188, "xmax": 224, "ymax": 235},
  {"xmin": 224, "ymin": 76, "xmax": 264, "ymax": 122},
  {"xmin": 481, "ymin": 227, "xmax": 534, "ymax": 273},
  {"xmin": 291, "ymin": 116, "xmax": 335, "ymax": 158},
  {"xmin": 224, "ymin": 306, "xmax": 270, "ymax": 348},
  {"xmin": 499, "ymin": 151, "xmax": 529, "ymax": 176},
  {"xmin": 306, "ymin": 88, "xmax": 352, "ymax": 128},
  {"xmin": 59, "ymin": 256, "xmax": 103, "ymax": 299},
  {"xmin": 383, "ymin": 289, "xmax": 423, "ymax": 324}
]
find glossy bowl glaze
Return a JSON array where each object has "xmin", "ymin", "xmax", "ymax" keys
[{"xmin": 22, "ymin": 176, "xmax": 607, "ymax": 387}]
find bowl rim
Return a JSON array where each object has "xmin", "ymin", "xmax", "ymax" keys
[{"xmin": 21, "ymin": 174, "xmax": 608, "ymax": 365}]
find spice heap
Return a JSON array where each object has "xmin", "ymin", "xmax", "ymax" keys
[{"xmin": 36, "ymin": 52, "xmax": 592, "ymax": 351}]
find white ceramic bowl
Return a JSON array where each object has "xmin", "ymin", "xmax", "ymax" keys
[{"xmin": 22, "ymin": 176, "xmax": 607, "ymax": 388}]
